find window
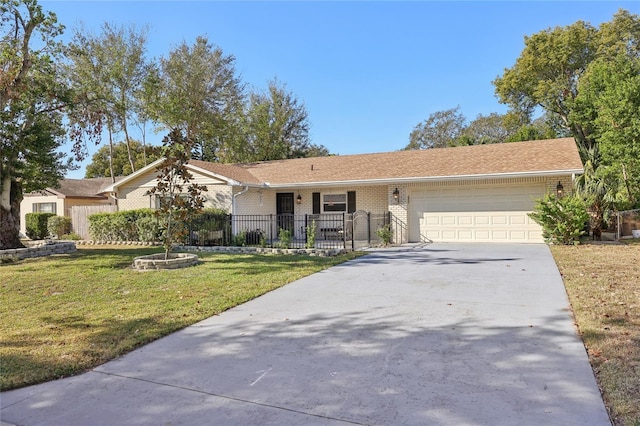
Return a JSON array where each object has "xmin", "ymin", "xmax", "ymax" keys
[
  {"xmin": 322, "ymin": 193, "xmax": 347, "ymax": 212},
  {"xmin": 33, "ymin": 203, "xmax": 56, "ymax": 214}
]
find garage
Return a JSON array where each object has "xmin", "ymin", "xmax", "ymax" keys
[{"xmin": 409, "ymin": 183, "xmax": 545, "ymax": 243}]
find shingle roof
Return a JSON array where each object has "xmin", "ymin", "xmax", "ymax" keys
[
  {"xmin": 191, "ymin": 138, "xmax": 583, "ymax": 187},
  {"xmin": 51, "ymin": 177, "xmax": 122, "ymax": 197},
  {"xmin": 187, "ymin": 160, "xmax": 262, "ymax": 185}
]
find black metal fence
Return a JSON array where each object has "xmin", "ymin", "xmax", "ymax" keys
[{"xmin": 188, "ymin": 212, "xmax": 392, "ymax": 250}]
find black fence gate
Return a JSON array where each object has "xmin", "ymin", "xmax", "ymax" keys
[{"xmin": 188, "ymin": 212, "xmax": 392, "ymax": 250}]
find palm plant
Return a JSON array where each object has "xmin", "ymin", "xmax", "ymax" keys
[{"xmin": 574, "ymin": 146, "xmax": 618, "ymax": 237}]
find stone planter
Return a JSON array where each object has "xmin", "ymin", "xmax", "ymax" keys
[{"xmin": 133, "ymin": 253, "xmax": 199, "ymax": 270}]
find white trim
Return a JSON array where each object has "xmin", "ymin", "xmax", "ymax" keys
[
  {"xmin": 258, "ymin": 169, "xmax": 585, "ymax": 189},
  {"xmin": 102, "ymin": 158, "xmax": 165, "ymax": 193},
  {"xmin": 321, "ymin": 192, "xmax": 347, "ymax": 213},
  {"xmin": 103, "ymin": 158, "xmax": 243, "ymax": 193}
]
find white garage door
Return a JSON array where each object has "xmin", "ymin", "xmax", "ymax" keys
[{"xmin": 409, "ymin": 184, "xmax": 545, "ymax": 243}]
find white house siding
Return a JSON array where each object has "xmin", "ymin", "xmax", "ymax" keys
[{"xmin": 116, "ymin": 169, "xmax": 232, "ymax": 212}]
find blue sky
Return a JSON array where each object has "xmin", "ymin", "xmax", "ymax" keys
[{"xmin": 43, "ymin": 1, "xmax": 639, "ymax": 178}]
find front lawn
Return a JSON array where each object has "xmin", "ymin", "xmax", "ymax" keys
[
  {"xmin": 551, "ymin": 242, "xmax": 640, "ymax": 426},
  {"xmin": 0, "ymin": 246, "xmax": 362, "ymax": 391}
]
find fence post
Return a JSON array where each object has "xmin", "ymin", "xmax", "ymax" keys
[
  {"xmin": 304, "ymin": 214, "xmax": 308, "ymax": 245},
  {"xmin": 270, "ymin": 214, "xmax": 274, "ymax": 245}
]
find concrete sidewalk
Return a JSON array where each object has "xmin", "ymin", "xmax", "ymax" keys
[{"xmin": 1, "ymin": 244, "xmax": 610, "ymax": 425}]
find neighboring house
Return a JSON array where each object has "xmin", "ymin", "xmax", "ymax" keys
[
  {"xmin": 20, "ymin": 177, "xmax": 118, "ymax": 237},
  {"xmin": 104, "ymin": 138, "xmax": 584, "ymax": 244}
]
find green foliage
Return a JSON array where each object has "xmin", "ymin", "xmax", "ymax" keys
[
  {"xmin": 145, "ymin": 129, "xmax": 207, "ymax": 258},
  {"xmin": 305, "ymin": 220, "xmax": 317, "ymax": 249},
  {"xmin": 572, "ymin": 55, "xmax": 640, "ymax": 207},
  {"xmin": 274, "ymin": 228, "xmax": 292, "ymax": 249},
  {"xmin": 25, "ymin": 213, "xmax": 56, "ymax": 240},
  {"xmin": 88, "ymin": 209, "xmax": 156, "ymax": 241},
  {"xmin": 85, "ymin": 140, "xmax": 162, "ymax": 178},
  {"xmin": 60, "ymin": 232, "xmax": 81, "ymax": 241},
  {"xmin": 406, "ymin": 106, "xmax": 466, "ymax": 149},
  {"xmin": 67, "ymin": 22, "xmax": 151, "ymax": 177},
  {"xmin": 146, "ymin": 36, "xmax": 246, "ymax": 163},
  {"xmin": 135, "ymin": 215, "xmax": 160, "ymax": 243},
  {"xmin": 47, "ymin": 216, "xmax": 71, "ymax": 238},
  {"xmin": 494, "ymin": 9, "xmax": 640, "ymax": 163},
  {"xmin": 376, "ymin": 224, "xmax": 393, "ymax": 246},
  {"xmin": 528, "ymin": 194, "xmax": 589, "ymax": 245},
  {"xmin": 242, "ymin": 78, "xmax": 327, "ymax": 161},
  {"xmin": 232, "ymin": 231, "xmax": 247, "ymax": 247},
  {"xmin": 1, "ymin": 0, "xmax": 68, "ymax": 249}
]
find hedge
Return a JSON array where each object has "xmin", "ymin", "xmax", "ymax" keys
[
  {"xmin": 47, "ymin": 216, "xmax": 72, "ymax": 238},
  {"xmin": 88, "ymin": 209, "xmax": 160, "ymax": 242},
  {"xmin": 25, "ymin": 213, "xmax": 56, "ymax": 240}
]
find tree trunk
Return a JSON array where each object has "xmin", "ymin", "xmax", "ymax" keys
[
  {"xmin": 121, "ymin": 115, "xmax": 136, "ymax": 174},
  {"xmin": 108, "ymin": 126, "xmax": 116, "ymax": 183},
  {"xmin": 0, "ymin": 177, "xmax": 25, "ymax": 250}
]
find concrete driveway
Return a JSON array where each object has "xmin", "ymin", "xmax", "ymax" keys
[{"xmin": 1, "ymin": 244, "xmax": 610, "ymax": 426}]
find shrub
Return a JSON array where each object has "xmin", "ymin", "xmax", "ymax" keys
[
  {"xmin": 275, "ymin": 228, "xmax": 292, "ymax": 249},
  {"xmin": 528, "ymin": 193, "xmax": 589, "ymax": 245},
  {"xmin": 305, "ymin": 220, "xmax": 317, "ymax": 249},
  {"xmin": 60, "ymin": 232, "xmax": 81, "ymax": 240},
  {"xmin": 47, "ymin": 216, "xmax": 71, "ymax": 239},
  {"xmin": 88, "ymin": 209, "xmax": 157, "ymax": 242},
  {"xmin": 135, "ymin": 214, "xmax": 159, "ymax": 243},
  {"xmin": 232, "ymin": 231, "xmax": 247, "ymax": 247},
  {"xmin": 376, "ymin": 224, "xmax": 393, "ymax": 246},
  {"xmin": 25, "ymin": 213, "xmax": 56, "ymax": 240}
]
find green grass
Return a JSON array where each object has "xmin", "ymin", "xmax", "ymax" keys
[
  {"xmin": 551, "ymin": 242, "xmax": 640, "ymax": 426},
  {"xmin": 0, "ymin": 246, "xmax": 363, "ymax": 391}
]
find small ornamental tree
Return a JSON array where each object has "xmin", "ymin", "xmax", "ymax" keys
[
  {"xmin": 145, "ymin": 129, "xmax": 207, "ymax": 259},
  {"xmin": 528, "ymin": 193, "xmax": 589, "ymax": 245}
]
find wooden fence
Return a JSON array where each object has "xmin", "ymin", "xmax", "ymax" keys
[{"xmin": 70, "ymin": 205, "xmax": 118, "ymax": 240}]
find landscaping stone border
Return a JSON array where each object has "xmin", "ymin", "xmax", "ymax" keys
[
  {"xmin": 76, "ymin": 240, "xmax": 158, "ymax": 246},
  {"xmin": 177, "ymin": 245, "xmax": 345, "ymax": 257},
  {"xmin": 0, "ymin": 241, "xmax": 77, "ymax": 262},
  {"xmin": 73, "ymin": 240, "xmax": 346, "ymax": 257},
  {"xmin": 133, "ymin": 253, "xmax": 200, "ymax": 271}
]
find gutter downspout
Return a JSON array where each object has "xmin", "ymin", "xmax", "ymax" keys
[{"xmin": 231, "ymin": 186, "xmax": 249, "ymax": 236}]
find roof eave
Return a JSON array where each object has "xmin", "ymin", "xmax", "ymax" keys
[{"xmin": 256, "ymin": 169, "xmax": 585, "ymax": 189}]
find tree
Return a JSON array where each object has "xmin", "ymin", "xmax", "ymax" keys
[
  {"xmin": 572, "ymin": 55, "xmax": 640, "ymax": 206},
  {"xmin": 67, "ymin": 22, "xmax": 151, "ymax": 178},
  {"xmin": 405, "ymin": 106, "xmax": 466, "ymax": 149},
  {"xmin": 462, "ymin": 113, "xmax": 512, "ymax": 145},
  {"xmin": 85, "ymin": 140, "xmax": 162, "ymax": 178},
  {"xmin": 493, "ymin": 9, "xmax": 640, "ymax": 158},
  {"xmin": 242, "ymin": 79, "xmax": 324, "ymax": 161},
  {"xmin": 0, "ymin": 0, "xmax": 69, "ymax": 249},
  {"xmin": 574, "ymin": 147, "xmax": 619, "ymax": 236},
  {"xmin": 493, "ymin": 19, "xmax": 598, "ymax": 154},
  {"xmin": 145, "ymin": 129, "xmax": 207, "ymax": 259},
  {"xmin": 494, "ymin": 9, "xmax": 640, "ymax": 211},
  {"xmin": 147, "ymin": 36, "xmax": 246, "ymax": 163}
]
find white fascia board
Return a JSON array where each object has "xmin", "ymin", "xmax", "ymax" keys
[{"xmin": 263, "ymin": 169, "xmax": 586, "ymax": 189}]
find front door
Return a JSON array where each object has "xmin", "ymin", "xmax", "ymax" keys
[{"xmin": 276, "ymin": 193, "xmax": 294, "ymax": 232}]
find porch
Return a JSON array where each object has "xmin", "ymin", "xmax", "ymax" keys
[{"xmin": 188, "ymin": 212, "xmax": 405, "ymax": 250}]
